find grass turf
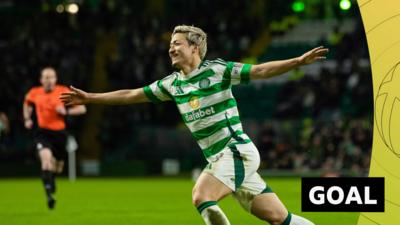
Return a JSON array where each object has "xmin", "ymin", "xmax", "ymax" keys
[{"xmin": 0, "ymin": 177, "xmax": 359, "ymax": 225}]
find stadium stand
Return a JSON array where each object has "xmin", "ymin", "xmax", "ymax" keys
[{"xmin": 0, "ymin": 0, "xmax": 372, "ymax": 176}]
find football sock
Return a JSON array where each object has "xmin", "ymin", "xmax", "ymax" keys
[
  {"xmin": 197, "ymin": 201, "xmax": 230, "ymax": 225},
  {"xmin": 50, "ymin": 172, "xmax": 56, "ymax": 194},
  {"xmin": 41, "ymin": 170, "xmax": 53, "ymax": 197},
  {"xmin": 41, "ymin": 170, "xmax": 56, "ymax": 209},
  {"xmin": 282, "ymin": 213, "xmax": 314, "ymax": 225}
]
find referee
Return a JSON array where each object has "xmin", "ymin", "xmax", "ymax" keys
[{"xmin": 23, "ymin": 67, "xmax": 86, "ymax": 209}]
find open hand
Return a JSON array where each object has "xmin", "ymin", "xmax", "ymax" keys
[
  {"xmin": 60, "ymin": 86, "xmax": 89, "ymax": 106},
  {"xmin": 298, "ymin": 46, "xmax": 329, "ymax": 65}
]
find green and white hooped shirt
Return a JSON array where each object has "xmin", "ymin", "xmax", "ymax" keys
[{"xmin": 143, "ymin": 59, "xmax": 253, "ymax": 161}]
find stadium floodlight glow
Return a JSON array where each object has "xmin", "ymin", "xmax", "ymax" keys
[
  {"xmin": 66, "ymin": 3, "xmax": 79, "ymax": 14},
  {"xmin": 56, "ymin": 4, "xmax": 64, "ymax": 13},
  {"xmin": 292, "ymin": 0, "xmax": 305, "ymax": 13},
  {"xmin": 339, "ymin": 0, "xmax": 352, "ymax": 10}
]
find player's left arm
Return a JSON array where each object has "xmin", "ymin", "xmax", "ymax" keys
[
  {"xmin": 66, "ymin": 105, "xmax": 87, "ymax": 116},
  {"xmin": 250, "ymin": 46, "xmax": 328, "ymax": 80},
  {"xmin": 59, "ymin": 86, "xmax": 87, "ymax": 116}
]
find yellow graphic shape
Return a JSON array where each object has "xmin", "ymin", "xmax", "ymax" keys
[{"xmin": 358, "ymin": 0, "xmax": 400, "ymax": 224}]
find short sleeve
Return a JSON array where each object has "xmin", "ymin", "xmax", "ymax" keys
[
  {"xmin": 143, "ymin": 77, "xmax": 173, "ymax": 103},
  {"xmin": 24, "ymin": 88, "xmax": 35, "ymax": 105},
  {"xmin": 224, "ymin": 61, "xmax": 252, "ymax": 85}
]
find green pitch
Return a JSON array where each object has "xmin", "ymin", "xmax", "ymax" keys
[{"xmin": 0, "ymin": 177, "xmax": 359, "ymax": 225}]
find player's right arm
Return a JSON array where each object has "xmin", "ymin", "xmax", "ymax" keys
[
  {"xmin": 60, "ymin": 86, "xmax": 150, "ymax": 106},
  {"xmin": 23, "ymin": 103, "xmax": 34, "ymax": 129},
  {"xmin": 23, "ymin": 89, "xmax": 35, "ymax": 129}
]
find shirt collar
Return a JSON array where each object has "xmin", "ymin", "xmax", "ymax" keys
[{"xmin": 178, "ymin": 60, "xmax": 206, "ymax": 80}]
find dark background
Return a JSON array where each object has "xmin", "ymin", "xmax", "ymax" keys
[{"xmin": 0, "ymin": 0, "xmax": 372, "ymax": 177}]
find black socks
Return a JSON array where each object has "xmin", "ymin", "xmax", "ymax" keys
[{"xmin": 41, "ymin": 170, "xmax": 56, "ymax": 209}]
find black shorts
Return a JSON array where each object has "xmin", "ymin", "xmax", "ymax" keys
[{"xmin": 34, "ymin": 129, "xmax": 67, "ymax": 160}]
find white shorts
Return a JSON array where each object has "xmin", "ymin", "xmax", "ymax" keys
[{"xmin": 203, "ymin": 140, "xmax": 273, "ymax": 211}]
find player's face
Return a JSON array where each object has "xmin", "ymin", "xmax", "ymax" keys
[
  {"xmin": 40, "ymin": 69, "xmax": 57, "ymax": 92},
  {"xmin": 169, "ymin": 33, "xmax": 197, "ymax": 69}
]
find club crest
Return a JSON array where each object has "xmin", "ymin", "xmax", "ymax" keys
[{"xmin": 199, "ymin": 78, "xmax": 210, "ymax": 89}]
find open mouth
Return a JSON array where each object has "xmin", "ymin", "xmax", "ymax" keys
[{"xmin": 170, "ymin": 53, "xmax": 179, "ymax": 59}]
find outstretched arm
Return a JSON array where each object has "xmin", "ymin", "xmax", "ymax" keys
[
  {"xmin": 60, "ymin": 86, "xmax": 150, "ymax": 106},
  {"xmin": 250, "ymin": 46, "xmax": 328, "ymax": 80}
]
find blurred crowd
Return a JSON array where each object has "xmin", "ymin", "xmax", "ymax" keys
[
  {"xmin": 0, "ymin": 0, "xmax": 372, "ymax": 175},
  {"xmin": 257, "ymin": 118, "xmax": 371, "ymax": 175}
]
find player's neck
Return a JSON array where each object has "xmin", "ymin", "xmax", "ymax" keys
[
  {"xmin": 43, "ymin": 86, "xmax": 55, "ymax": 93},
  {"xmin": 180, "ymin": 57, "xmax": 201, "ymax": 75}
]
